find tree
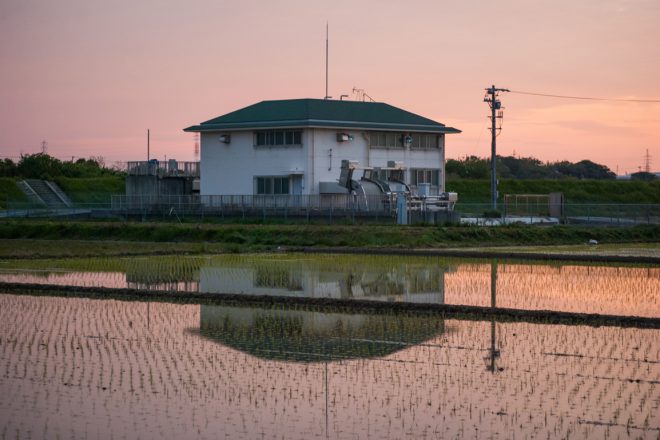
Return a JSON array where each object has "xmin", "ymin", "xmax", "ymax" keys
[
  {"xmin": 630, "ymin": 171, "xmax": 657, "ymax": 181},
  {"xmin": 0, "ymin": 159, "xmax": 17, "ymax": 177}
]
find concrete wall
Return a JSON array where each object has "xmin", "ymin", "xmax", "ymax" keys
[
  {"xmin": 200, "ymin": 128, "xmax": 446, "ymax": 196},
  {"xmin": 126, "ymin": 175, "xmax": 194, "ymax": 197}
]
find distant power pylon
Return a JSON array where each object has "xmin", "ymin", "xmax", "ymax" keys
[
  {"xmin": 644, "ymin": 149, "xmax": 651, "ymax": 173},
  {"xmin": 484, "ymin": 85, "xmax": 509, "ymax": 210}
]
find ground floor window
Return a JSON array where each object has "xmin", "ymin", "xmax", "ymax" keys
[
  {"xmin": 256, "ymin": 176, "xmax": 290, "ymax": 194},
  {"xmin": 410, "ymin": 168, "xmax": 439, "ymax": 186}
]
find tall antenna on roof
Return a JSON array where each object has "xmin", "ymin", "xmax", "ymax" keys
[{"xmin": 324, "ymin": 22, "xmax": 331, "ymax": 100}]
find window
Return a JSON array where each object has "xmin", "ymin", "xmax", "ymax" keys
[
  {"xmin": 369, "ymin": 131, "xmax": 404, "ymax": 148},
  {"xmin": 410, "ymin": 168, "xmax": 439, "ymax": 186},
  {"xmin": 255, "ymin": 130, "xmax": 302, "ymax": 146},
  {"xmin": 256, "ymin": 176, "xmax": 290, "ymax": 195},
  {"xmin": 369, "ymin": 131, "xmax": 441, "ymax": 149},
  {"xmin": 411, "ymin": 134, "xmax": 440, "ymax": 149}
]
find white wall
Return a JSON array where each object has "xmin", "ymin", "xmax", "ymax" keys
[
  {"xmin": 200, "ymin": 128, "xmax": 447, "ymax": 195},
  {"xmin": 200, "ymin": 130, "xmax": 307, "ymax": 195}
]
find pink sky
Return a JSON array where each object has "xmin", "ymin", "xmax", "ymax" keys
[{"xmin": 1, "ymin": 0, "xmax": 659, "ymax": 174}]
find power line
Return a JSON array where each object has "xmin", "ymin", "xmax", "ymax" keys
[{"xmin": 509, "ymin": 90, "xmax": 660, "ymax": 103}]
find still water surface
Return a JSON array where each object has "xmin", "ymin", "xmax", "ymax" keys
[
  {"xmin": 0, "ymin": 253, "xmax": 658, "ymax": 316},
  {"xmin": 0, "ymin": 294, "xmax": 658, "ymax": 439}
]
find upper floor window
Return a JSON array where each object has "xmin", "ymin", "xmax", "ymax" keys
[
  {"xmin": 369, "ymin": 131, "xmax": 403, "ymax": 148},
  {"xmin": 411, "ymin": 134, "xmax": 440, "ymax": 149},
  {"xmin": 255, "ymin": 130, "xmax": 302, "ymax": 146},
  {"xmin": 369, "ymin": 131, "xmax": 440, "ymax": 149}
]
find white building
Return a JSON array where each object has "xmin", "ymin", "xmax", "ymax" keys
[{"xmin": 184, "ymin": 98, "xmax": 460, "ymax": 197}]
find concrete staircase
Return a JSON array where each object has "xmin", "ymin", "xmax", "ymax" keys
[{"xmin": 18, "ymin": 180, "xmax": 73, "ymax": 209}]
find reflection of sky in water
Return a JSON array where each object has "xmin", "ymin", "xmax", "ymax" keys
[
  {"xmin": 0, "ymin": 294, "xmax": 657, "ymax": 439},
  {"xmin": 0, "ymin": 254, "xmax": 658, "ymax": 316}
]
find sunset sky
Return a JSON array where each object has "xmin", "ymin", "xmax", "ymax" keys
[{"xmin": 1, "ymin": 0, "xmax": 659, "ymax": 174}]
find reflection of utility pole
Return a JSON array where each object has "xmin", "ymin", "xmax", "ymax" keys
[
  {"xmin": 486, "ymin": 262, "xmax": 501, "ymax": 373},
  {"xmin": 325, "ymin": 361, "xmax": 329, "ymax": 438},
  {"xmin": 484, "ymin": 86, "xmax": 509, "ymax": 210}
]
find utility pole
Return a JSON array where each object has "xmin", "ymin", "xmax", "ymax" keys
[
  {"xmin": 484, "ymin": 85, "xmax": 509, "ymax": 210},
  {"xmin": 147, "ymin": 129, "xmax": 150, "ymax": 161}
]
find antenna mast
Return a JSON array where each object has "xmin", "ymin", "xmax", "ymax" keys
[
  {"xmin": 324, "ymin": 22, "xmax": 330, "ymax": 100},
  {"xmin": 484, "ymin": 85, "xmax": 509, "ymax": 210}
]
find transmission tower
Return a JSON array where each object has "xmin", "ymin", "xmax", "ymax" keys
[
  {"xmin": 644, "ymin": 149, "xmax": 651, "ymax": 173},
  {"xmin": 484, "ymin": 85, "xmax": 509, "ymax": 210},
  {"xmin": 40, "ymin": 140, "xmax": 48, "ymax": 154}
]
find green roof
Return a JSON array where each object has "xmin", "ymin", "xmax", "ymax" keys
[{"xmin": 184, "ymin": 98, "xmax": 460, "ymax": 134}]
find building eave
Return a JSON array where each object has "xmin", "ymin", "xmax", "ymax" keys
[{"xmin": 184, "ymin": 120, "xmax": 460, "ymax": 134}]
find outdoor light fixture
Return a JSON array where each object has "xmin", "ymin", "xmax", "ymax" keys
[
  {"xmin": 219, "ymin": 134, "xmax": 231, "ymax": 144},
  {"xmin": 403, "ymin": 135, "xmax": 413, "ymax": 145},
  {"xmin": 336, "ymin": 133, "xmax": 353, "ymax": 142}
]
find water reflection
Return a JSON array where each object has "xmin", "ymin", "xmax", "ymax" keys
[
  {"xmin": 195, "ymin": 304, "xmax": 446, "ymax": 362},
  {"xmin": 199, "ymin": 257, "xmax": 447, "ymax": 304},
  {"xmin": 486, "ymin": 263, "xmax": 501, "ymax": 373},
  {"xmin": 0, "ymin": 253, "xmax": 658, "ymax": 316},
  {"xmin": 1, "ymin": 294, "xmax": 658, "ymax": 439}
]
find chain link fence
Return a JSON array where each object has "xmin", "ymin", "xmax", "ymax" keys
[{"xmin": 1, "ymin": 195, "xmax": 659, "ymax": 225}]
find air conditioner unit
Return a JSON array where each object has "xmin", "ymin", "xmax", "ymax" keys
[{"xmin": 336, "ymin": 133, "xmax": 353, "ymax": 142}]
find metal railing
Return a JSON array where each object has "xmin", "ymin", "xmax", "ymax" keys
[
  {"xmin": 126, "ymin": 161, "xmax": 199, "ymax": 178},
  {"xmin": 2, "ymin": 197, "xmax": 659, "ymax": 225},
  {"xmin": 110, "ymin": 193, "xmax": 397, "ymax": 214},
  {"xmin": 454, "ymin": 203, "xmax": 660, "ymax": 225}
]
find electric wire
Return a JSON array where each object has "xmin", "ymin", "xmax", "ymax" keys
[{"xmin": 509, "ymin": 90, "xmax": 660, "ymax": 103}]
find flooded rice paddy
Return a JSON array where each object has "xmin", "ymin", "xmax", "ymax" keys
[
  {"xmin": 0, "ymin": 253, "xmax": 658, "ymax": 438},
  {"xmin": 0, "ymin": 253, "xmax": 658, "ymax": 316},
  {"xmin": 0, "ymin": 294, "xmax": 658, "ymax": 439}
]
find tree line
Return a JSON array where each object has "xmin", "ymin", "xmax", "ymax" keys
[
  {"xmin": 445, "ymin": 155, "xmax": 646, "ymax": 180},
  {"xmin": 0, "ymin": 153, "xmax": 123, "ymax": 179}
]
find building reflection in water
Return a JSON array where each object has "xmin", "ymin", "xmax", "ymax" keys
[
  {"xmin": 194, "ymin": 304, "xmax": 447, "ymax": 437},
  {"xmin": 199, "ymin": 258, "xmax": 451, "ymax": 304},
  {"xmin": 196, "ymin": 304, "xmax": 446, "ymax": 362}
]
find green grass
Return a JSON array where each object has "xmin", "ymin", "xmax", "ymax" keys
[
  {"xmin": 0, "ymin": 178, "xmax": 28, "ymax": 209},
  {"xmin": 446, "ymin": 179, "xmax": 660, "ymax": 203},
  {"xmin": 0, "ymin": 220, "xmax": 657, "ymax": 252},
  {"xmin": 54, "ymin": 176, "xmax": 125, "ymax": 205}
]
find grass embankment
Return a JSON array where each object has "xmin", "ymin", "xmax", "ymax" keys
[
  {"xmin": 54, "ymin": 176, "xmax": 125, "ymax": 205},
  {"xmin": 4, "ymin": 282, "xmax": 658, "ymax": 329},
  {"xmin": 0, "ymin": 221, "xmax": 657, "ymax": 254},
  {"xmin": 0, "ymin": 176, "xmax": 125, "ymax": 208},
  {"xmin": 446, "ymin": 179, "xmax": 660, "ymax": 203},
  {"xmin": 0, "ymin": 178, "xmax": 28, "ymax": 209}
]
